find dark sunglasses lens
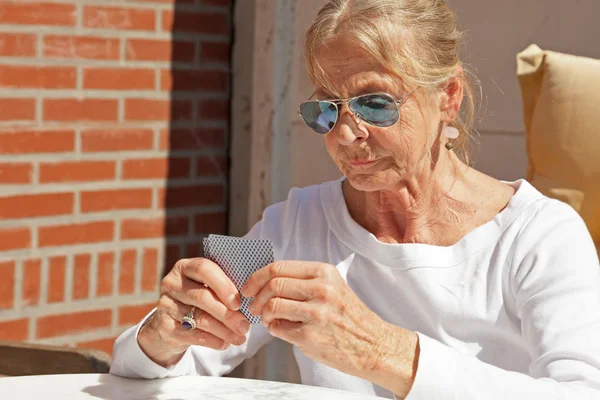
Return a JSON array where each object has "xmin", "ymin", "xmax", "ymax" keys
[
  {"xmin": 299, "ymin": 101, "xmax": 338, "ymax": 134},
  {"xmin": 350, "ymin": 94, "xmax": 399, "ymax": 127}
]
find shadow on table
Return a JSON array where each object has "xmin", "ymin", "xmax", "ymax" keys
[{"xmin": 82, "ymin": 374, "xmax": 183, "ymax": 400}]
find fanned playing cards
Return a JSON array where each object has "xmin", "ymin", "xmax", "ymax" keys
[{"xmin": 203, "ymin": 234, "xmax": 274, "ymax": 324}]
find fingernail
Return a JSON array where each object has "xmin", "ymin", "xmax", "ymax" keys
[
  {"xmin": 220, "ymin": 343, "xmax": 230, "ymax": 351},
  {"xmin": 228, "ymin": 294, "xmax": 240, "ymax": 310},
  {"xmin": 237, "ymin": 320, "xmax": 250, "ymax": 335},
  {"xmin": 240, "ymin": 285, "xmax": 247, "ymax": 297}
]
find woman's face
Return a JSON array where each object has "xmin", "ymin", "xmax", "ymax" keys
[{"xmin": 314, "ymin": 38, "xmax": 445, "ymax": 193}]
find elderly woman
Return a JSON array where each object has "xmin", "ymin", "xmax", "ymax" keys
[{"xmin": 110, "ymin": 0, "xmax": 600, "ymax": 398}]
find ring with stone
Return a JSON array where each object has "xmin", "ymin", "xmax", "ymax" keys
[{"xmin": 181, "ymin": 306, "xmax": 197, "ymax": 330}]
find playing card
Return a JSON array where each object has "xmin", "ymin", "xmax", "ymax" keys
[{"xmin": 203, "ymin": 234, "xmax": 274, "ymax": 324}]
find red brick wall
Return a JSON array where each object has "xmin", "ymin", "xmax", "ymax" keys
[{"xmin": 0, "ymin": 0, "xmax": 230, "ymax": 357}]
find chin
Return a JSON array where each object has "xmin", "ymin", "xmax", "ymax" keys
[{"xmin": 344, "ymin": 171, "xmax": 399, "ymax": 192}]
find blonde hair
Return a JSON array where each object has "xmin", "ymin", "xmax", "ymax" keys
[{"xmin": 305, "ymin": 0, "xmax": 478, "ymax": 164}]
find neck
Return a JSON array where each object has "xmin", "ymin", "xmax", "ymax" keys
[{"xmin": 343, "ymin": 149, "xmax": 473, "ymax": 246}]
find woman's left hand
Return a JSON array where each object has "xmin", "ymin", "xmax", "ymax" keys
[{"xmin": 241, "ymin": 261, "xmax": 416, "ymax": 383}]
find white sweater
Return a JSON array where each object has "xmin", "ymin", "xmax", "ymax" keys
[{"xmin": 111, "ymin": 179, "xmax": 600, "ymax": 399}]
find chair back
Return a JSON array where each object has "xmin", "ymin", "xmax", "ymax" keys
[
  {"xmin": 517, "ymin": 44, "xmax": 600, "ymax": 249},
  {"xmin": 0, "ymin": 341, "xmax": 111, "ymax": 376}
]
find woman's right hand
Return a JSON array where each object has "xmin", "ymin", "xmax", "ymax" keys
[{"xmin": 137, "ymin": 257, "xmax": 251, "ymax": 368}]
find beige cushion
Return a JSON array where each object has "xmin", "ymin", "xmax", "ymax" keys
[{"xmin": 517, "ymin": 44, "xmax": 600, "ymax": 248}]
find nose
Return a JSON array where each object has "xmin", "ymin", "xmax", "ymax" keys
[{"xmin": 330, "ymin": 105, "xmax": 368, "ymax": 146}]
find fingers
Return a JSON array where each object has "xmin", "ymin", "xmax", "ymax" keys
[
  {"xmin": 248, "ymin": 277, "xmax": 310, "ymax": 316},
  {"xmin": 260, "ymin": 297, "xmax": 310, "ymax": 325},
  {"xmin": 155, "ymin": 296, "xmax": 229, "ymax": 351},
  {"xmin": 162, "ymin": 296, "xmax": 248, "ymax": 346},
  {"xmin": 266, "ymin": 319, "xmax": 303, "ymax": 343},
  {"xmin": 179, "ymin": 258, "xmax": 241, "ymax": 311},
  {"xmin": 242, "ymin": 261, "xmax": 335, "ymax": 298},
  {"xmin": 170, "ymin": 278, "xmax": 250, "ymax": 336}
]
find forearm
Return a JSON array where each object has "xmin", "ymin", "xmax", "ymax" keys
[
  {"xmin": 369, "ymin": 331, "xmax": 600, "ymax": 400},
  {"xmin": 110, "ymin": 315, "xmax": 198, "ymax": 379},
  {"xmin": 361, "ymin": 323, "xmax": 420, "ymax": 399},
  {"xmin": 137, "ymin": 319, "xmax": 189, "ymax": 368}
]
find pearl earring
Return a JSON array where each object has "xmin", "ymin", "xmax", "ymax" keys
[{"xmin": 443, "ymin": 126, "xmax": 459, "ymax": 150}]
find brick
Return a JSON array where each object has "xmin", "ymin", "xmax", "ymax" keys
[
  {"xmin": 81, "ymin": 129, "xmax": 153, "ymax": 152},
  {"xmin": 0, "ymin": 65, "xmax": 76, "ymax": 89},
  {"xmin": 165, "ymin": 244, "xmax": 181, "ymax": 274},
  {"xmin": 0, "ymin": 2, "xmax": 76, "ymax": 27},
  {"xmin": 200, "ymin": 0, "xmax": 231, "ymax": 6},
  {"xmin": 0, "ymin": 193, "xmax": 73, "ymax": 219},
  {"xmin": 185, "ymin": 242, "xmax": 203, "ymax": 259},
  {"xmin": 162, "ymin": 69, "xmax": 227, "ymax": 92},
  {"xmin": 195, "ymin": 212, "xmax": 226, "ymax": 234},
  {"xmin": 0, "ymin": 33, "xmax": 37, "ymax": 57},
  {"xmin": 0, "ymin": 130, "xmax": 74, "ymax": 154},
  {"xmin": 119, "ymin": 249, "xmax": 136, "ymax": 295},
  {"xmin": 142, "ymin": 248, "xmax": 158, "ymax": 292},
  {"xmin": 200, "ymin": 42, "xmax": 230, "ymax": 62},
  {"xmin": 198, "ymin": 99, "xmax": 229, "ymax": 120},
  {"xmin": 159, "ymin": 184, "xmax": 224, "ymax": 208},
  {"xmin": 48, "ymin": 256, "xmax": 66, "ymax": 303},
  {"xmin": 126, "ymin": 39, "xmax": 195, "ymax": 63},
  {"xmin": 73, "ymin": 254, "xmax": 91, "ymax": 300},
  {"xmin": 120, "ymin": 215, "xmax": 189, "ymax": 240},
  {"xmin": 81, "ymin": 189, "xmax": 152, "ymax": 212},
  {"xmin": 0, "ymin": 163, "xmax": 32, "ymax": 184},
  {"xmin": 119, "ymin": 303, "xmax": 155, "ymax": 326},
  {"xmin": 161, "ymin": 128, "xmax": 225, "ymax": 150},
  {"xmin": 77, "ymin": 337, "xmax": 116, "ymax": 356},
  {"xmin": 123, "ymin": 157, "xmax": 191, "ymax": 180},
  {"xmin": 39, "ymin": 221, "xmax": 114, "ymax": 247},
  {"xmin": 0, "ymin": 261, "xmax": 15, "ymax": 309},
  {"xmin": 84, "ymin": 68, "xmax": 155, "ymax": 90},
  {"xmin": 0, "ymin": 319, "xmax": 28, "ymax": 341},
  {"xmin": 125, "ymin": 99, "xmax": 192, "ymax": 122},
  {"xmin": 40, "ymin": 161, "xmax": 115, "ymax": 183},
  {"xmin": 97, "ymin": 252, "xmax": 114, "ymax": 297},
  {"xmin": 44, "ymin": 35, "xmax": 120, "ymax": 60},
  {"xmin": 44, "ymin": 99, "xmax": 118, "ymax": 122},
  {"xmin": 165, "ymin": 216, "xmax": 190, "ymax": 236},
  {"xmin": 196, "ymin": 155, "xmax": 226, "ymax": 177},
  {"xmin": 36, "ymin": 309, "xmax": 112, "ymax": 339},
  {"xmin": 84, "ymin": 6, "xmax": 155, "ymax": 31},
  {"xmin": 23, "ymin": 259, "xmax": 41, "ymax": 306},
  {"xmin": 0, "ymin": 98, "xmax": 35, "ymax": 121},
  {"xmin": 127, "ymin": 0, "xmax": 195, "ymax": 3},
  {"xmin": 162, "ymin": 10, "xmax": 228, "ymax": 35},
  {"xmin": 0, "ymin": 227, "xmax": 30, "ymax": 251}
]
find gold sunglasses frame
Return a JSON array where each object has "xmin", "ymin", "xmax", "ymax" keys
[{"xmin": 297, "ymin": 87, "xmax": 419, "ymax": 134}]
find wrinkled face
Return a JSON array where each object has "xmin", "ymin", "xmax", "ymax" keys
[{"xmin": 313, "ymin": 38, "xmax": 444, "ymax": 192}]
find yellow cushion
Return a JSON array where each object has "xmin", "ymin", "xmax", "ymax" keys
[{"xmin": 517, "ymin": 44, "xmax": 600, "ymax": 247}]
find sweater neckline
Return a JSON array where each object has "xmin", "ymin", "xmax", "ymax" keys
[{"xmin": 320, "ymin": 177, "xmax": 539, "ymax": 268}]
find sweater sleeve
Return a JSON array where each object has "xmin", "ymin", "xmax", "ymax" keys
[
  {"xmin": 404, "ymin": 200, "xmax": 600, "ymax": 400},
  {"xmin": 110, "ymin": 191, "xmax": 301, "ymax": 379}
]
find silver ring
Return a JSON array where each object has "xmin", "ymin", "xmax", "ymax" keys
[{"xmin": 181, "ymin": 306, "xmax": 197, "ymax": 330}]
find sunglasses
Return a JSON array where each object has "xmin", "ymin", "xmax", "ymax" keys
[{"xmin": 298, "ymin": 88, "xmax": 417, "ymax": 134}]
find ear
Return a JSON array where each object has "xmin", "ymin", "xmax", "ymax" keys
[{"xmin": 439, "ymin": 66, "xmax": 464, "ymax": 123}]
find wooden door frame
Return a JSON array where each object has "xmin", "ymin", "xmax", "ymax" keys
[{"xmin": 228, "ymin": 0, "xmax": 298, "ymax": 382}]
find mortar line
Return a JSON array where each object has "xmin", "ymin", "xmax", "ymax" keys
[{"xmin": 64, "ymin": 253, "xmax": 74, "ymax": 303}]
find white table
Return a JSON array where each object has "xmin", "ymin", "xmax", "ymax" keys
[{"xmin": 0, "ymin": 373, "xmax": 385, "ymax": 399}]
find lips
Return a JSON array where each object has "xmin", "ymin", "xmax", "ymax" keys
[{"xmin": 349, "ymin": 159, "xmax": 380, "ymax": 166}]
